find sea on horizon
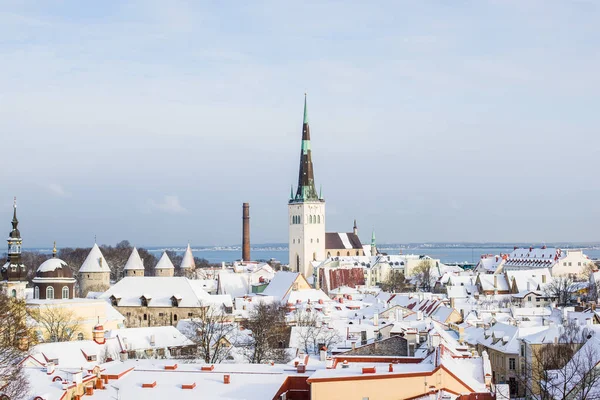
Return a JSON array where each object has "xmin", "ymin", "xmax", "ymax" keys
[{"xmin": 24, "ymin": 245, "xmax": 600, "ymax": 265}]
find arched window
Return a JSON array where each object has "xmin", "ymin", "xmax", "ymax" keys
[
  {"xmin": 11, "ymin": 289, "xmax": 16, "ymax": 298},
  {"xmin": 174, "ymin": 314, "xmax": 178, "ymax": 321},
  {"xmin": 143, "ymin": 313, "xmax": 148, "ymax": 321},
  {"xmin": 347, "ymin": 251, "xmax": 350, "ymax": 256},
  {"xmin": 62, "ymin": 286, "xmax": 69, "ymax": 299},
  {"xmin": 317, "ymin": 238, "xmax": 319, "ymax": 243},
  {"xmin": 77, "ymin": 333, "xmax": 84, "ymax": 341},
  {"xmin": 34, "ymin": 286, "xmax": 39, "ymax": 299},
  {"xmin": 327, "ymin": 252, "xmax": 331, "ymax": 258},
  {"xmin": 337, "ymin": 252, "xmax": 340, "ymax": 257},
  {"xmin": 46, "ymin": 286, "xmax": 54, "ymax": 300},
  {"xmin": 356, "ymin": 251, "xmax": 360, "ymax": 256}
]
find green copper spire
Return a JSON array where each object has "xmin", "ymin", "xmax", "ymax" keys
[
  {"xmin": 303, "ymin": 93, "xmax": 309, "ymax": 124},
  {"xmin": 291, "ymin": 94, "xmax": 320, "ymax": 202},
  {"xmin": 371, "ymin": 229, "xmax": 376, "ymax": 247}
]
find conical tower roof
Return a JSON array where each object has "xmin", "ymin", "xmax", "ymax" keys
[
  {"xmin": 79, "ymin": 243, "xmax": 111, "ymax": 273},
  {"xmin": 180, "ymin": 244, "xmax": 195, "ymax": 270},
  {"xmin": 155, "ymin": 251, "xmax": 175, "ymax": 270},
  {"xmin": 123, "ymin": 247, "xmax": 145, "ymax": 271}
]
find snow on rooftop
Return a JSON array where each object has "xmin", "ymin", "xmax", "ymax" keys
[
  {"xmin": 180, "ymin": 244, "xmax": 196, "ymax": 270},
  {"xmin": 156, "ymin": 251, "xmax": 175, "ymax": 270},
  {"xmin": 123, "ymin": 247, "xmax": 145, "ymax": 271},
  {"xmin": 37, "ymin": 258, "xmax": 69, "ymax": 273},
  {"xmin": 262, "ymin": 272, "xmax": 300, "ymax": 300},
  {"xmin": 79, "ymin": 243, "xmax": 111, "ymax": 273}
]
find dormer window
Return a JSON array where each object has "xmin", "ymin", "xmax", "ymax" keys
[
  {"xmin": 140, "ymin": 296, "xmax": 149, "ymax": 307},
  {"xmin": 110, "ymin": 295, "xmax": 119, "ymax": 307},
  {"xmin": 171, "ymin": 296, "xmax": 180, "ymax": 307}
]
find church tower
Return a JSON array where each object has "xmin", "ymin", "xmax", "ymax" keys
[
  {"xmin": 289, "ymin": 95, "xmax": 326, "ymax": 278},
  {"xmin": 1, "ymin": 198, "xmax": 28, "ymax": 298}
]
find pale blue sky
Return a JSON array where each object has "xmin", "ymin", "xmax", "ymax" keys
[{"xmin": 1, "ymin": 1, "xmax": 599, "ymax": 247}]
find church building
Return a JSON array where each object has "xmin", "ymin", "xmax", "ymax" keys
[{"xmin": 288, "ymin": 96, "xmax": 367, "ymax": 279}]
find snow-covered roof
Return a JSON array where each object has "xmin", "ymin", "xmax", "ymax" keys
[
  {"xmin": 107, "ymin": 326, "xmax": 193, "ymax": 351},
  {"xmin": 180, "ymin": 244, "xmax": 195, "ymax": 270},
  {"xmin": 79, "ymin": 243, "xmax": 111, "ymax": 273},
  {"xmin": 37, "ymin": 258, "xmax": 69, "ymax": 273},
  {"xmin": 99, "ymin": 277, "xmax": 215, "ymax": 308},
  {"xmin": 261, "ymin": 272, "xmax": 300, "ymax": 300},
  {"xmin": 155, "ymin": 252, "xmax": 175, "ymax": 270},
  {"xmin": 123, "ymin": 247, "xmax": 145, "ymax": 271}
]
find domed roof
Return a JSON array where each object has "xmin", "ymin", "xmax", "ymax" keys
[{"xmin": 36, "ymin": 258, "xmax": 74, "ymax": 279}]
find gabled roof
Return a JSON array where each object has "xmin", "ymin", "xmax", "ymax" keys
[
  {"xmin": 123, "ymin": 247, "xmax": 145, "ymax": 271},
  {"xmin": 325, "ymin": 232, "xmax": 363, "ymax": 250},
  {"xmin": 180, "ymin": 244, "xmax": 195, "ymax": 270},
  {"xmin": 155, "ymin": 252, "xmax": 175, "ymax": 270},
  {"xmin": 262, "ymin": 272, "xmax": 305, "ymax": 300},
  {"xmin": 79, "ymin": 243, "xmax": 111, "ymax": 273}
]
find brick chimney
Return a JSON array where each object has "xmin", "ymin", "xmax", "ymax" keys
[
  {"xmin": 242, "ymin": 203, "xmax": 250, "ymax": 262},
  {"xmin": 92, "ymin": 324, "xmax": 105, "ymax": 344}
]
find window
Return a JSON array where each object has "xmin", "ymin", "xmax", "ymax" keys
[
  {"xmin": 34, "ymin": 286, "xmax": 39, "ymax": 299},
  {"xmin": 77, "ymin": 333, "xmax": 84, "ymax": 341},
  {"xmin": 126, "ymin": 312, "xmax": 131, "ymax": 317},
  {"xmin": 563, "ymin": 262, "xmax": 567, "ymax": 266},
  {"xmin": 311, "ymin": 239, "xmax": 313, "ymax": 243},
  {"xmin": 188, "ymin": 313, "xmax": 193, "ymax": 317},
  {"xmin": 11, "ymin": 289, "xmax": 16, "ymax": 298},
  {"xmin": 509, "ymin": 358, "xmax": 516, "ymax": 370},
  {"xmin": 62, "ymin": 286, "xmax": 69, "ymax": 299},
  {"xmin": 347, "ymin": 251, "xmax": 350, "ymax": 256},
  {"xmin": 141, "ymin": 296, "xmax": 149, "ymax": 307},
  {"xmin": 87, "ymin": 355, "xmax": 96, "ymax": 361},
  {"xmin": 317, "ymin": 238, "xmax": 319, "ymax": 243},
  {"xmin": 536, "ymin": 297, "xmax": 540, "ymax": 302},
  {"xmin": 46, "ymin": 286, "xmax": 54, "ymax": 300},
  {"xmin": 337, "ymin": 252, "xmax": 340, "ymax": 256},
  {"xmin": 520, "ymin": 345, "xmax": 525, "ymax": 357},
  {"xmin": 158, "ymin": 313, "xmax": 164, "ymax": 317},
  {"xmin": 171, "ymin": 297, "xmax": 179, "ymax": 307},
  {"xmin": 143, "ymin": 314, "xmax": 147, "ymax": 320},
  {"xmin": 569, "ymin": 262, "xmax": 572, "ymax": 266},
  {"xmin": 578, "ymin": 262, "xmax": 581, "ymax": 266},
  {"xmin": 174, "ymin": 314, "xmax": 178, "ymax": 321},
  {"xmin": 317, "ymin": 215, "xmax": 321, "ymax": 223},
  {"xmin": 527, "ymin": 296, "xmax": 532, "ymax": 302}
]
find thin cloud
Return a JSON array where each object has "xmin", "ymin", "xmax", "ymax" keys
[
  {"xmin": 43, "ymin": 183, "xmax": 69, "ymax": 198},
  {"xmin": 146, "ymin": 195, "xmax": 188, "ymax": 214}
]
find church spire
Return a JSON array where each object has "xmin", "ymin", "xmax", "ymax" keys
[
  {"xmin": 292, "ymin": 94, "xmax": 320, "ymax": 202},
  {"xmin": 10, "ymin": 197, "xmax": 19, "ymax": 238}
]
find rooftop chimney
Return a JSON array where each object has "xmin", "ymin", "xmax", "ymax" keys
[{"xmin": 242, "ymin": 203, "xmax": 250, "ymax": 262}]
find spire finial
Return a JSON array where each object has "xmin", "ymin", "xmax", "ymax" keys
[
  {"xmin": 290, "ymin": 185, "xmax": 294, "ymax": 200},
  {"xmin": 303, "ymin": 93, "xmax": 309, "ymax": 124},
  {"xmin": 53, "ymin": 241, "xmax": 57, "ymax": 257},
  {"xmin": 13, "ymin": 197, "xmax": 16, "ymax": 209}
]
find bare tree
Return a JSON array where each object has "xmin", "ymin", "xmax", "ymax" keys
[
  {"xmin": 294, "ymin": 310, "xmax": 342, "ymax": 355},
  {"xmin": 243, "ymin": 302, "xmax": 290, "ymax": 364},
  {"xmin": 0, "ymin": 293, "xmax": 35, "ymax": 400},
  {"xmin": 518, "ymin": 322, "xmax": 598, "ymax": 399},
  {"xmin": 412, "ymin": 260, "xmax": 436, "ymax": 292},
  {"xmin": 31, "ymin": 305, "xmax": 83, "ymax": 342},
  {"xmin": 380, "ymin": 271, "xmax": 406, "ymax": 293},
  {"xmin": 545, "ymin": 276, "xmax": 574, "ymax": 307},
  {"xmin": 180, "ymin": 304, "xmax": 236, "ymax": 364}
]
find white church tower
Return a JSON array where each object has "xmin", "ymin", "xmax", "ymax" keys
[{"xmin": 289, "ymin": 95, "xmax": 325, "ymax": 278}]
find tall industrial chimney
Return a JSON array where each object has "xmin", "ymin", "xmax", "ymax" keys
[{"xmin": 242, "ymin": 203, "xmax": 250, "ymax": 261}]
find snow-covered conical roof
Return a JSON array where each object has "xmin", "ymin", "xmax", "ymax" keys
[
  {"xmin": 180, "ymin": 244, "xmax": 195, "ymax": 270},
  {"xmin": 79, "ymin": 243, "xmax": 111, "ymax": 273},
  {"xmin": 155, "ymin": 251, "xmax": 175, "ymax": 270},
  {"xmin": 123, "ymin": 247, "xmax": 145, "ymax": 271}
]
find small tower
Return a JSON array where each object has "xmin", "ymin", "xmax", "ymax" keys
[
  {"xmin": 155, "ymin": 251, "xmax": 175, "ymax": 277},
  {"xmin": 370, "ymin": 230, "xmax": 377, "ymax": 257},
  {"xmin": 123, "ymin": 247, "xmax": 145, "ymax": 277},
  {"xmin": 78, "ymin": 243, "xmax": 111, "ymax": 297},
  {"xmin": 179, "ymin": 244, "xmax": 195, "ymax": 271},
  {"xmin": 288, "ymin": 94, "xmax": 326, "ymax": 278}
]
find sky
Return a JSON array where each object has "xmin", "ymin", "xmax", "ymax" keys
[{"xmin": 1, "ymin": 1, "xmax": 599, "ymax": 247}]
